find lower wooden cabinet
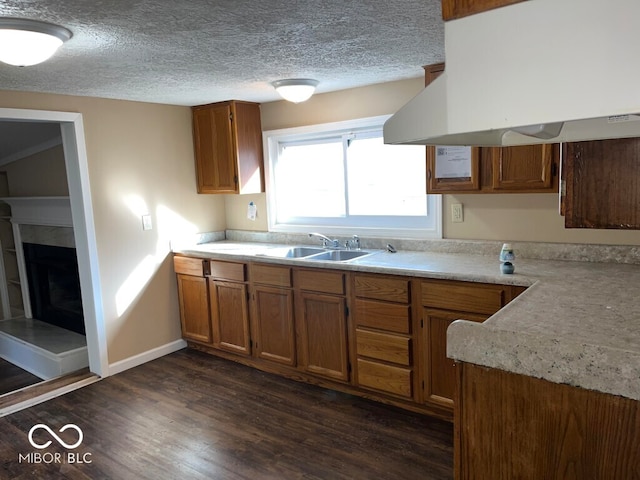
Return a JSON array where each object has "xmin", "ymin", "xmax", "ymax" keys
[
  {"xmin": 251, "ymin": 264, "xmax": 296, "ymax": 366},
  {"xmin": 356, "ymin": 358, "xmax": 413, "ymax": 399},
  {"xmin": 423, "ymin": 308, "xmax": 488, "ymax": 406},
  {"xmin": 174, "ymin": 257, "xmax": 212, "ymax": 344},
  {"xmin": 455, "ymin": 363, "xmax": 640, "ymax": 479},
  {"xmin": 421, "ymin": 279, "xmax": 525, "ymax": 408},
  {"xmin": 352, "ymin": 274, "xmax": 416, "ymax": 400},
  {"xmin": 209, "ymin": 260, "xmax": 250, "ymax": 355},
  {"xmin": 210, "ymin": 280, "xmax": 250, "ymax": 355},
  {"xmin": 175, "ymin": 254, "xmax": 527, "ymax": 419},
  {"xmin": 296, "ymin": 291, "xmax": 349, "ymax": 381},
  {"xmin": 295, "ymin": 269, "xmax": 349, "ymax": 382}
]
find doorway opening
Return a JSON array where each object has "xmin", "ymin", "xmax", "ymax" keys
[{"xmin": 0, "ymin": 108, "xmax": 107, "ymax": 406}]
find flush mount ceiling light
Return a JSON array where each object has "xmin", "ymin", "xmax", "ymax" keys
[
  {"xmin": 0, "ymin": 18, "xmax": 72, "ymax": 67},
  {"xmin": 272, "ymin": 79, "xmax": 319, "ymax": 103}
]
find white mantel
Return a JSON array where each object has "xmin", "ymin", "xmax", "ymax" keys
[
  {"xmin": 0, "ymin": 196, "xmax": 72, "ymax": 227},
  {"xmin": 0, "ymin": 196, "xmax": 74, "ymax": 320}
]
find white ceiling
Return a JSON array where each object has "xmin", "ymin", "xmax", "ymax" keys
[{"xmin": 0, "ymin": 0, "xmax": 445, "ymax": 106}]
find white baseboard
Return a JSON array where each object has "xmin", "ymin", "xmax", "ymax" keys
[{"xmin": 108, "ymin": 339, "xmax": 187, "ymax": 376}]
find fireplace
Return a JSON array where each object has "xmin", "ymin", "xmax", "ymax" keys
[{"xmin": 23, "ymin": 242, "xmax": 85, "ymax": 335}]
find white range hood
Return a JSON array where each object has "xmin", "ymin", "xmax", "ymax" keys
[{"xmin": 384, "ymin": 0, "xmax": 640, "ymax": 146}]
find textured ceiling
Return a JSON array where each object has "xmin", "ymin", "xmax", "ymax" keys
[{"xmin": 0, "ymin": 0, "xmax": 444, "ymax": 106}]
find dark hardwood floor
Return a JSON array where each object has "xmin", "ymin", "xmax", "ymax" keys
[
  {"xmin": 0, "ymin": 358, "xmax": 42, "ymax": 396},
  {"xmin": 0, "ymin": 349, "xmax": 453, "ymax": 479}
]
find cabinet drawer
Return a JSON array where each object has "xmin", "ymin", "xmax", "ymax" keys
[
  {"xmin": 209, "ymin": 260, "xmax": 246, "ymax": 282},
  {"xmin": 294, "ymin": 269, "xmax": 345, "ymax": 295},
  {"xmin": 356, "ymin": 329, "xmax": 410, "ymax": 366},
  {"xmin": 421, "ymin": 280, "xmax": 505, "ymax": 315},
  {"xmin": 357, "ymin": 359, "xmax": 413, "ymax": 399},
  {"xmin": 174, "ymin": 256, "xmax": 207, "ymax": 277},
  {"xmin": 354, "ymin": 275, "xmax": 410, "ymax": 303},
  {"xmin": 250, "ymin": 263, "xmax": 291, "ymax": 287},
  {"xmin": 354, "ymin": 298, "xmax": 411, "ymax": 334}
]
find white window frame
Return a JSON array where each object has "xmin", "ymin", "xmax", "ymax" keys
[{"xmin": 263, "ymin": 115, "xmax": 442, "ymax": 239}]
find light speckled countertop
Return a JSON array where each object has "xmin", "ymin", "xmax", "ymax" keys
[{"xmin": 174, "ymin": 240, "xmax": 640, "ymax": 401}]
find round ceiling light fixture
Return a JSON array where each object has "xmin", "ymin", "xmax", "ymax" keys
[
  {"xmin": 0, "ymin": 18, "xmax": 72, "ymax": 67},
  {"xmin": 272, "ymin": 78, "xmax": 319, "ymax": 103}
]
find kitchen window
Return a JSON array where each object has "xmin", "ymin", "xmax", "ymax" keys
[{"xmin": 263, "ymin": 115, "xmax": 441, "ymax": 239}]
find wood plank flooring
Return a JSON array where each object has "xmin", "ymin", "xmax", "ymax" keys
[
  {"xmin": 0, "ymin": 367, "xmax": 95, "ymax": 413},
  {"xmin": 0, "ymin": 358, "xmax": 41, "ymax": 396},
  {"xmin": 0, "ymin": 349, "xmax": 453, "ymax": 479}
]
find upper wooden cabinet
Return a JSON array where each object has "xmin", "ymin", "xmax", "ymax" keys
[
  {"xmin": 486, "ymin": 144, "xmax": 558, "ymax": 191},
  {"xmin": 424, "ymin": 63, "xmax": 559, "ymax": 194},
  {"xmin": 441, "ymin": 0, "xmax": 527, "ymax": 21},
  {"xmin": 191, "ymin": 100, "xmax": 264, "ymax": 194},
  {"xmin": 563, "ymin": 138, "xmax": 640, "ymax": 229}
]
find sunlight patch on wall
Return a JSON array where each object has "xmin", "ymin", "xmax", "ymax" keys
[
  {"xmin": 123, "ymin": 193, "xmax": 149, "ymax": 217},
  {"xmin": 114, "ymin": 203, "xmax": 199, "ymax": 316},
  {"xmin": 156, "ymin": 204, "xmax": 199, "ymax": 251},
  {"xmin": 115, "ymin": 254, "xmax": 156, "ymax": 316}
]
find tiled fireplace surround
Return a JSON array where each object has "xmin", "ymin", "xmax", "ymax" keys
[{"xmin": 0, "ymin": 199, "xmax": 88, "ymax": 381}]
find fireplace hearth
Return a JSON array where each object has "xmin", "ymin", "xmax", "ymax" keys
[{"xmin": 23, "ymin": 242, "xmax": 84, "ymax": 335}]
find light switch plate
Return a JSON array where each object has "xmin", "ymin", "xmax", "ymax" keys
[{"xmin": 142, "ymin": 214, "xmax": 153, "ymax": 230}]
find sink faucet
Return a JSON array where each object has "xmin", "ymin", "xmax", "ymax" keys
[
  {"xmin": 345, "ymin": 235, "xmax": 360, "ymax": 250},
  {"xmin": 309, "ymin": 232, "xmax": 340, "ymax": 248}
]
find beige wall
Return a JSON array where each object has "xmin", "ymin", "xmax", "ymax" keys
[
  {"xmin": 226, "ymin": 78, "xmax": 640, "ymax": 246},
  {"xmin": 0, "ymin": 90, "xmax": 226, "ymax": 364},
  {"xmin": 225, "ymin": 78, "xmax": 426, "ymax": 231},
  {"xmin": 444, "ymin": 194, "xmax": 640, "ymax": 245},
  {"xmin": 2, "ymin": 144, "xmax": 69, "ymax": 196}
]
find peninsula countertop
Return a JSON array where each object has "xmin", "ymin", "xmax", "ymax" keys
[{"xmin": 174, "ymin": 240, "xmax": 640, "ymax": 401}]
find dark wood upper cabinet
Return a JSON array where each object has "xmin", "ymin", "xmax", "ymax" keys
[
  {"xmin": 441, "ymin": 0, "xmax": 528, "ymax": 21},
  {"xmin": 563, "ymin": 138, "xmax": 640, "ymax": 229},
  {"xmin": 192, "ymin": 100, "xmax": 264, "ymax": 194}
]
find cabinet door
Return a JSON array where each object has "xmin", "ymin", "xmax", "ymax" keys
[
  {"xmin": 488, "ymin": 144, "xmax": 559, "ymax": 192},
  {"xmin": 427, "ymin": 146, "xmax": 481, "ymax": 193},
  {"xmin": 209, "ymin": 280, "xmax": 250, "ymax": 356},
  {"xmin": 296, "ymin": 291, "xmax": 349, "ymax": 382},
  {"xmin": 192, "ymin": 103, "xmax": 237, "ymax": 193},
  {"xmin": 176, "ymin": 274, "xmax": 212, "ymax": 344},
  {"xmin": 563, "ymin": 138, "xmax": 640, "ymax": 229},
  {"xmin": 252, "ymin": 285, "xmax": 296, "ymax": 366},
  {"xmin": 423, "ymin": 308, "xmax": 488, "ymax": 407}
]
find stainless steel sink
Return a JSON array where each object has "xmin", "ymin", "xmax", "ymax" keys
[
  {"xmin": 262, "ymin": 246, "xmax": 326, "ymax": 258},
  {"xmin": 304, "ymin": 250, "xmax": 370, "ymax": 262}
]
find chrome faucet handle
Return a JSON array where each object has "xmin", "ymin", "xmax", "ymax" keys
[{"xmin": 345, "ymin": 235, "xmax": 360, "ymax": 250}]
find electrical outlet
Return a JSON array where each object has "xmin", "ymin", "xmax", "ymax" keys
[{"xmin": 451, "ymin": 203, "xmax": 463, "ymax": 223}]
